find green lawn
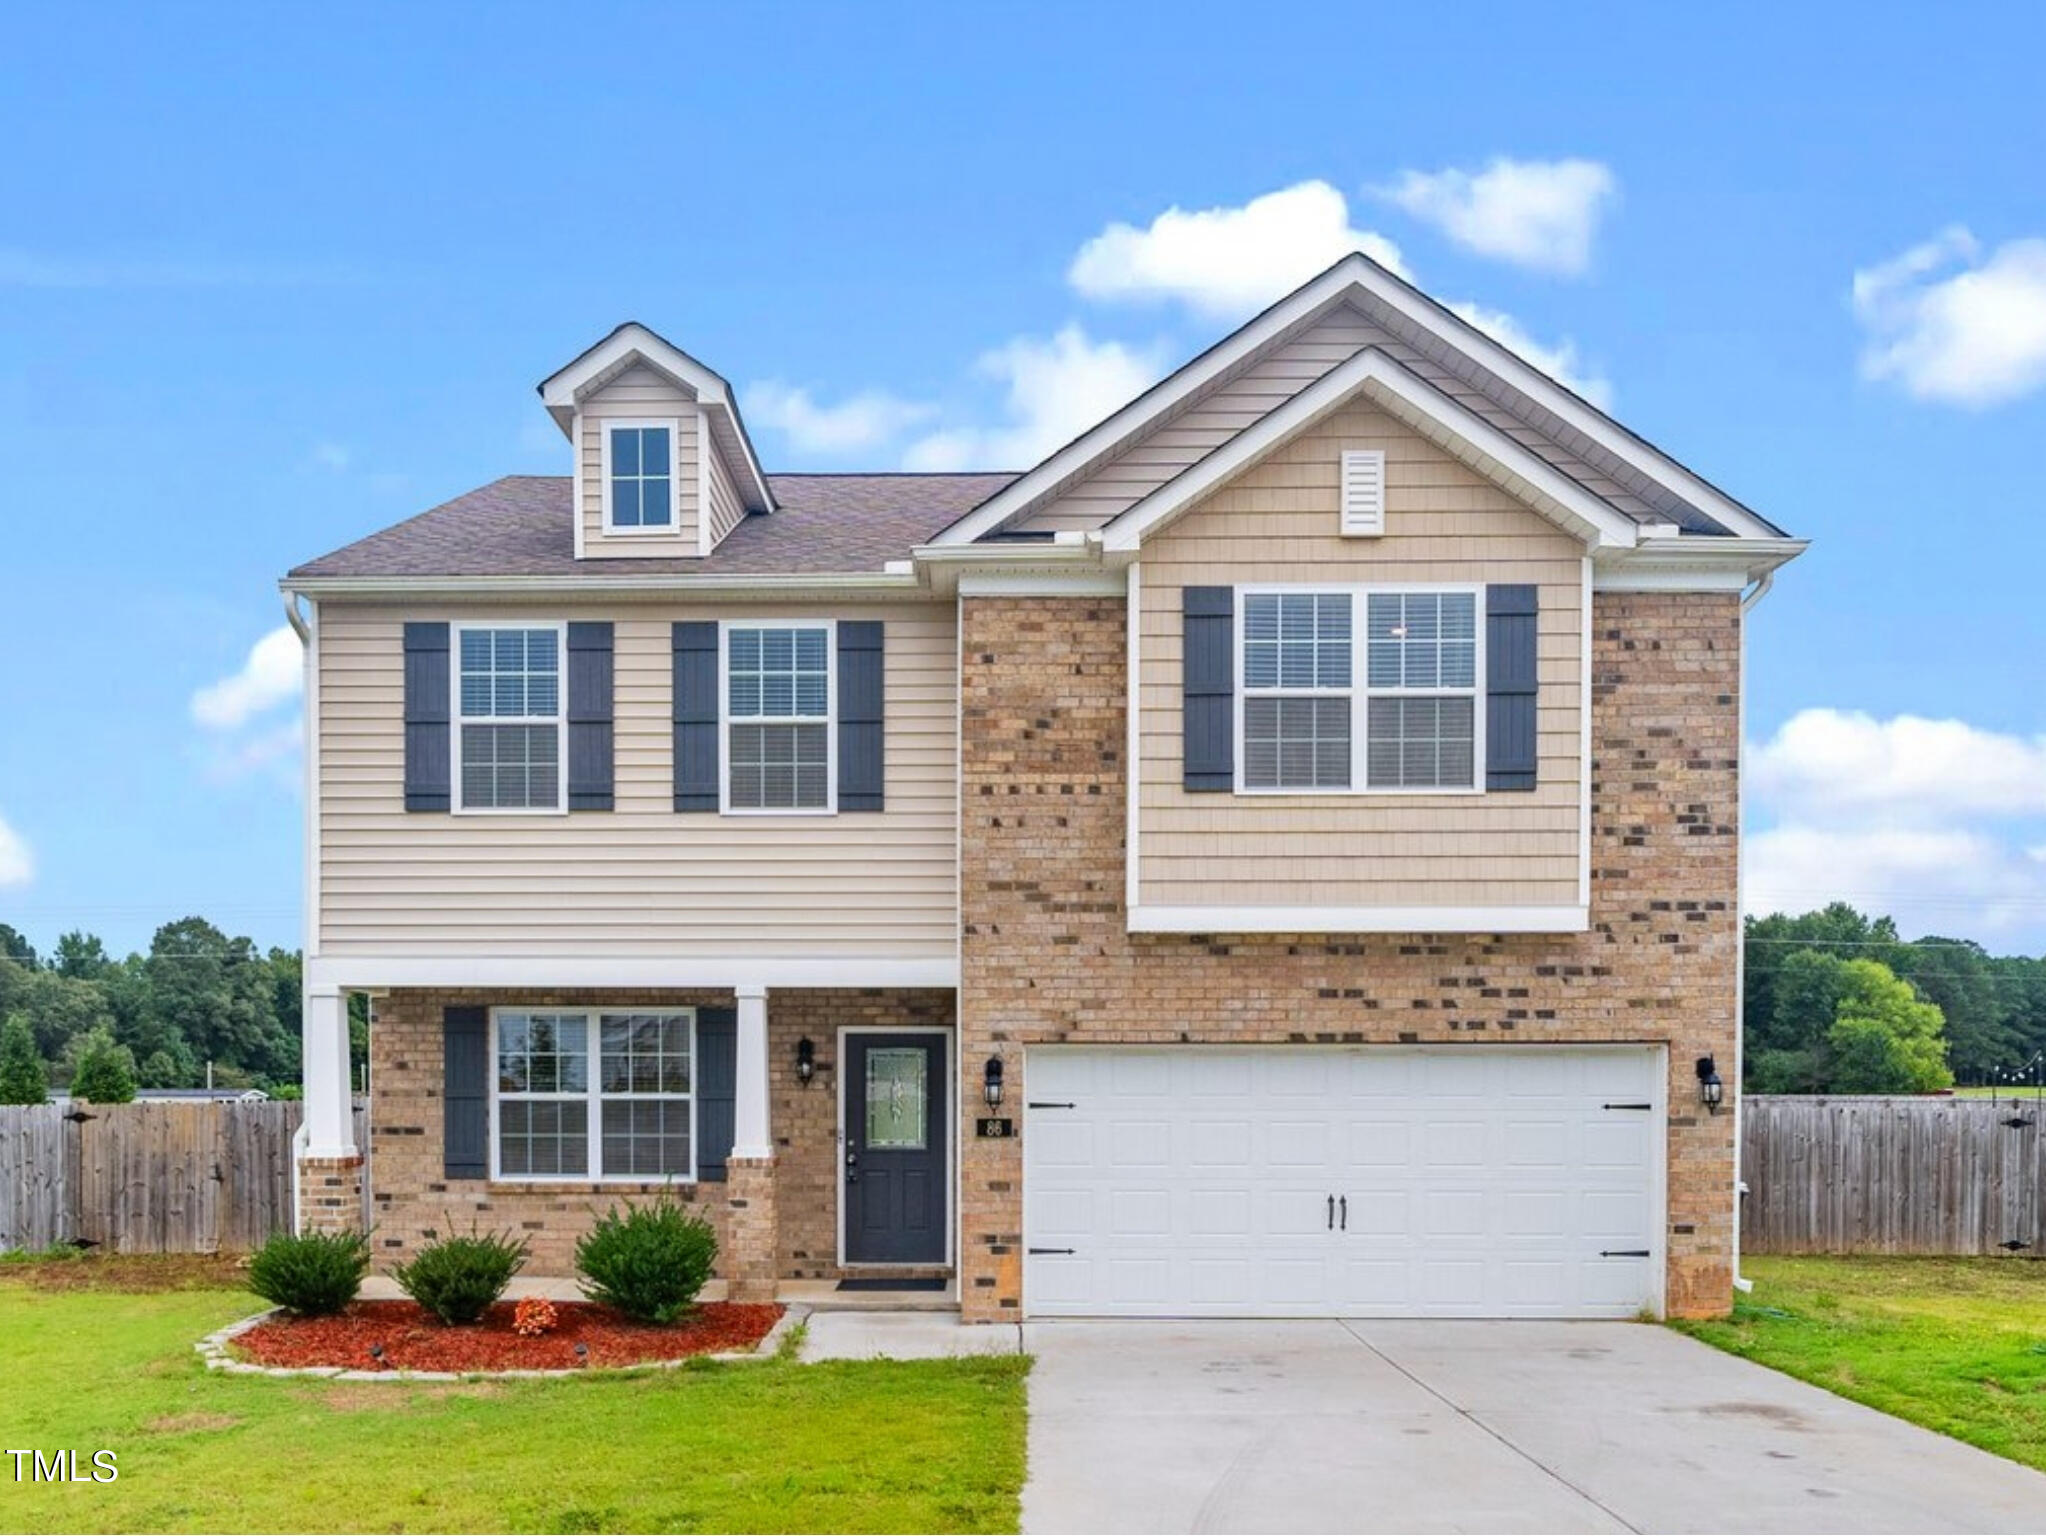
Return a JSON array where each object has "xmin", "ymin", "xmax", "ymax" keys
[
  {"xmin": 0, "ymin": 1270, "xmax": 1027, "ymax": 1534},
  {"xmin": 1677, "ymin": 1255, "xmax": 2046, "ymax": 1473}
]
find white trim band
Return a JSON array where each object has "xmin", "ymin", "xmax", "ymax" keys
[{"xmin": 305, "ymin": 955, "xmax": 960, "ymax": 992}]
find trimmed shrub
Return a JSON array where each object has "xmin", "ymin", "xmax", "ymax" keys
[
  {"xmin": 575, "ymin": 1197, "xmax": 717, "ymax": 1324},
  {"xmin": 248, "ymin": 1228, "xmax": 370, "ymax": 1317},
  {"xmin": 391, "ymin": 1225, "xmax": 529, "ymax": 1325}
]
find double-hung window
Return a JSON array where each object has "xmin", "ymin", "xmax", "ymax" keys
[
  {"xmin": 1237, "ymin": 587, "xmax": 1481, "ymax": 793},
  {"xmin": 456, "ymin": 626, "xmax": 564, "ymax": 811},
  {"xmin": 725, "ymin": 624, "xmax": 832, "ymax": 811},
  {"xmin": 494, "ymin": 1009, "xmax": 696, "ymax": 1182},
  {"xmin": 606, "ymin": 422, "xmax": 674, "ymax": 530}
]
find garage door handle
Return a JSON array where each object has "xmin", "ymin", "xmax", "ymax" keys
[
  {"xmin": 1339, "ymin": 1195, "xmax": 1347, "ymax": 1231},
  {"xmin": 1599, "ymin": 1249, "xmax": 1652, "ymax": 1258},
  {"xmin": 1327, "ymin": 1195, "xmax": 1335, "ymax": 1230},
  {"xmin": 1028, "ymin": 1247, "xmax": 1075, "ymax": 1256}
]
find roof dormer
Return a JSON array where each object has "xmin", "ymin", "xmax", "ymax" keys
[{"xmin": 538, "ymin": 322, "xmax": 775, "ymax": 560}]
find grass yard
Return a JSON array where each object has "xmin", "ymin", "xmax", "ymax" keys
[
  {"xmin": 1677, "ymin": 1255, "xmax": 2046, "ymax": 1473},
  {"xmin": 0, "ymin": 1265, "xmax": 1027, "ymax": 1534}
]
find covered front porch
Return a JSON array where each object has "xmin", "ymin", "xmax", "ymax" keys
[{"xmin": 297, "ymin": 975, "xmax": 959, "ymax": 1301}]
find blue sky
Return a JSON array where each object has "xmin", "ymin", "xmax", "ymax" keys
[{"xmin": 6, "ymin": 1, "xmax": 2046, "ymax": 960}]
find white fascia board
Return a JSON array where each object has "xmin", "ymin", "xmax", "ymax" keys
[
  {"xmin": 928, "ymin": 258, "xmax": 1379, "ymax": 546},
  {"xmin": 279, "ymin": 571, "xmax": 927, "ymax": 603},
  {"xmin": 1100, "ymin": 347, "xmax": 1639, "ymax": 553},
  {"xmin": 1592, "ymin": 536, "xmax": 1808, "ymax": 591},
  {"xmin": 307, "ymin": 954, "xmax": 960, "ymax": 993},
  {"xmin": 1128, "ymin": 904, "xmax": 1590, "ymax": 935},
  {"xmin": 956, "ymin": 569, "xmax": 1127, "ymax": 596}
]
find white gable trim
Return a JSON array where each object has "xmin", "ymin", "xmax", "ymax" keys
[
  {"xmin": 1099, "ymin": 347, "xmax": 1640, "ymax": 554},
  {"xmin": 933, "ymin": 251, "xmax": 1783, "ymax": 547},
  {"xmin": 540, "ymin": 322, "xmax": 775, "ymax": 514}
]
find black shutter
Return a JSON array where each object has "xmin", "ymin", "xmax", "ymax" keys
[
  {"xmin": 1183, "ymin": 586, "xmax": 1235, "ymax": 791},
  {"xmin": 673, "ymin": 621, "xmax": 720, "ymax": 811},
  {"xmin": 1486, "ymin": 584, "xmax": 1539, "ymax": 791},
  {"xmin": 694, "ymin": 1007, "xmax": 737, "ymax": 1182},
  {"xmin": 566, "ymin": 622, "xmax": 614, "ymax": 811},
  {"xmin": 442, "ymin": 1005, "xmax": 488, "ymax": 1180},
  {"xmin": 403, "ymin": 622, "xmax": 451, "ymax": 812},
  {"xmin": 837, "ymin": 620, "xmax": 885, "ymax": 811}
]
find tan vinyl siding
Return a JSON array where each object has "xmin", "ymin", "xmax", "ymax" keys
[
  {"xmin": 317, "ymin": 600, "xmax": 957, "ymax": 957},
  {"xmin": 578, "ymin": 365, "xmax": 701, "ymax": 557},
  {"xmin": 1016, "ymin": 302, "xmax": 1651, "ymax": 535},
  {"xmin": 1136, "ymin": 399, "xmax": 1585, "ymax": 911},
  {"xmin": 704, "ymin": 431, "xmax": 746, "ymax": 551}
]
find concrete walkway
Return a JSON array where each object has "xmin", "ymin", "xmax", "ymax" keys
[
  {"xmin": 1021, "ymin": 1319, "xmax": 2046, "ymax": 1534},
  {"xmin": 798, "ymin": 1309, "xmax": 1022, "ymax": 1361}
]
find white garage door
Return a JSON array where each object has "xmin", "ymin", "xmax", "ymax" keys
[{"xmin": 1023, "ymin": 1046, "xmax": 1663, "ymax": 1319}]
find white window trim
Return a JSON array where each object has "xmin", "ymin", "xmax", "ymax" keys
[
  {"xmin": 600, "ymin": 417, "xmax": 684, "ymax": 535},
  {"xmin": 487, "ymin": 1006, "xmax": 700, "ymax": 1186},
  {"xmin": 451, "ymin": 620, "xmax": 569, "ymax": 816},
  {"xmin": 718, "ymin": 619, "xmax": 839, "ymax": 817},
  {"xmin": 1233, "ymin": 582, "xmax": 1487, "ymax": 797}
]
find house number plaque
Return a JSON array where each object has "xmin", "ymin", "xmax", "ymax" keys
[{"xmin": 975, "ymin": 1117, "xmax": 1014, "ymax": 1138}]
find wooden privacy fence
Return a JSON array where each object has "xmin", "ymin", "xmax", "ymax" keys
[
  {"xmin": 0, "ymin": 1101, "xmax": 369, "ymax": 1254},
  {"xmin": 1742, "ymin": 1095, "xmax": 2046, "ymax": 1255}
]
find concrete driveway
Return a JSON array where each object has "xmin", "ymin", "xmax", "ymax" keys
[{"xmin": 1020, "ymin": 1319, "xmax": 2046, "ymax": 1534}]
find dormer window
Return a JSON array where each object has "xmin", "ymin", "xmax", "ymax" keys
[{"xmin": 604, "ymin": 422, "xmax": 675, "ymax": 530}]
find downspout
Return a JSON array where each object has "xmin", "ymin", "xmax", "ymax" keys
[
  {"xmin": 281, "ymin": 588, "xmax": 311, "ymax": 643},
  {"xmin": 283, "ymin": 588, "xmax": 312, "ymax": 1232},
  {"xmin": 1730, "ymin": 568, "xmax": 1775, "ymax": 1293}
]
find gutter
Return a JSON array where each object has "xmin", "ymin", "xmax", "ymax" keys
[{"xmin": 279, "ymin": 569, "xmax": 929, "ymax": 603}]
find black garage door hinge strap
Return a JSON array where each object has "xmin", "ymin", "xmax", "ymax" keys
[
  {"xmin": 1602, "ymin": 1102, "xmax": 1653, "ymax": 1111},
  {"xmin": 1028, "ymin": 1247, "xmax": 1076, "ymax": 1256},
  {"xmin": 1599, "ymin": 1248, "xmax": 1652, "ymax": 1258},
  {"xmin": 1027, "ymin": 1101, "xmax": 1076, "ymax": 1109}
]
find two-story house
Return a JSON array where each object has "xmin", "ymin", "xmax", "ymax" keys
[{"xmin": 283, "ymin": 253, "xmax": 1802, "ymax": 1321}]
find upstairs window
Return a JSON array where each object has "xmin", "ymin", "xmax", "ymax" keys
[
  {"xmin": 725, "ymin": 624, "xmax": 832, "ymax": 812},
  {"xmin": 1236, "ymin": 587, "xmax": 1482, "ymax": 794},
  {"xmin": 606, "ymin": 423, "xmax": 673, "ymax": 529},
  {"xmin": 455, "ymin": 626, "xmax": 564, "ymax": 811}
]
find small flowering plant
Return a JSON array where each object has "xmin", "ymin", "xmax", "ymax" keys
[{"xmin": 512, "ymin": 1296, "xmax": 558, "ymax": 1337}]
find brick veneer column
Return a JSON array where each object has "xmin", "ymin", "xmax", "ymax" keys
[
  {"xmin": 722, "ymin": 1156, "xmax": 779, "ymax": 1301},
  {"xmin": 956, "ymin": 592, "xmax": 1742, "ymax": 1323},
  {"xmin": 297, "ymin": 1155, "xmax": 365, "ymax": 1237}
]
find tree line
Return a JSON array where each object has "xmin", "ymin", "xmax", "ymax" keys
[
  {"xmin": 1745, "ymin": 903, "xmax": 2046, "ymax": 1094},
  {"xmin": 0, "ymin": 918, "xmax": 364, "ymax": 1105}
]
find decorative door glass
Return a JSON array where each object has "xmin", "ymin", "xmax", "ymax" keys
[{"xmin": 865, "ymin": 1048, "xmax": 928, "ymax": 1150}]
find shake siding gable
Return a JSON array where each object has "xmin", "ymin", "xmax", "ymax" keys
[
  {"xmin": 1135, "ymin": 399, "xmax": 1586, "ymax": 912},
  {"xmin": 316, "ymin": 600, "xmax": 958, "ymax": 957}
]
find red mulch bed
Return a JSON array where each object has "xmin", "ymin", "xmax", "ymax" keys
[{"xmin": 235, "ymin": 1300, "xmax": 783, "ymax": 1372}]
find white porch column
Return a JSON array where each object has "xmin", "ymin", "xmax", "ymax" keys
[
  {"xmin": 731, "ymin": 984, "xmax": 772, "ymax": 1160},
  {"xmin": 302, "ymin": 987, "xmax": 357, "ymax": 1158}
]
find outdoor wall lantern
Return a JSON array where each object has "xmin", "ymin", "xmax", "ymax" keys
[
  {"xmin": 1696, "ymin": 1055, "xmax": 1724, "ymax": 1114},
  {"xmin": 795, "ymin": 1036, "xmax": 816, "ymax": 1086},
  {"xmin": 984, "ymin": 1054, "xmax": 1005, "ymax": 1108}
]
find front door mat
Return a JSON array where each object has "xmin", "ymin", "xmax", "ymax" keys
[{"xmin": 835, "ymin": 1277, "xmax": 947, "ymax": 1292}]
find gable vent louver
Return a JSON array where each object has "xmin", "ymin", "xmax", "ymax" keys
[{"xmin": 1340, "ymin": 449, "xmax": 1386, "ymax": 537}]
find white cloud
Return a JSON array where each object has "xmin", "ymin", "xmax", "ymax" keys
[
  {"xmin": 1750, "ymin": 709, "xmax": 2046, "ymax": 819},
  {"xmin": 1068, "ymin": 181, "xmax": 1409, "ymax": 319},
  {"xmin": 198, "ymin": 716, "xmax": 305, "ymax": 788},
  {"xmin": 902, "ymin": 326, "xmax": 1167, "ymax": 471},
  {"xmin": 191, "ymin": 626, "xmax": 302, "ymax": 730},
  {"xmin": 1376, "ymin": 158, "xmax": 1617, "ymax": 275},
  {"xmin": 743, "ymin": 381, "xmax": 936, "ymax": 456},
  {"xmin": 0, "ymin": 811, "xmax": 33, "ymax": 888},
  {"xmin": 1746, "ymin": 708, "xmax": 2046, "ymax": 940},
  {"xmin": 1853, "ymin": 227, "xmax": 2046, "ymax": 406},
  {"xmin": 311, "ymin": 441, "xmax": 351, "ymax": 472},
  {"xmin": 1449, "ymin": 301, "xmax": 1613, "ymax": 408}
]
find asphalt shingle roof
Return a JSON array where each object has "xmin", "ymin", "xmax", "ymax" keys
[{"xmin": 288, "ymin": 473, "xmax": 1018, "ymax": 580}]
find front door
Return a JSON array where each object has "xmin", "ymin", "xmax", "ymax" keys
[{"xmin": 843, "ymin": 1033, "xmax": 948, "ymax": 1264}]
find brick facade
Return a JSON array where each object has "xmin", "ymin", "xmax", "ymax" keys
[
  {"xmin": 357, "ymin": 985, "xmax": 953, "ymax": 1280},
  {"xmin": 956, "ymin": 592, "xmax": 1742, "ymax": 1321},
  {"xmin": 296, "ymin": 1154, "xmax": 364, "ymax": 1237}
]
